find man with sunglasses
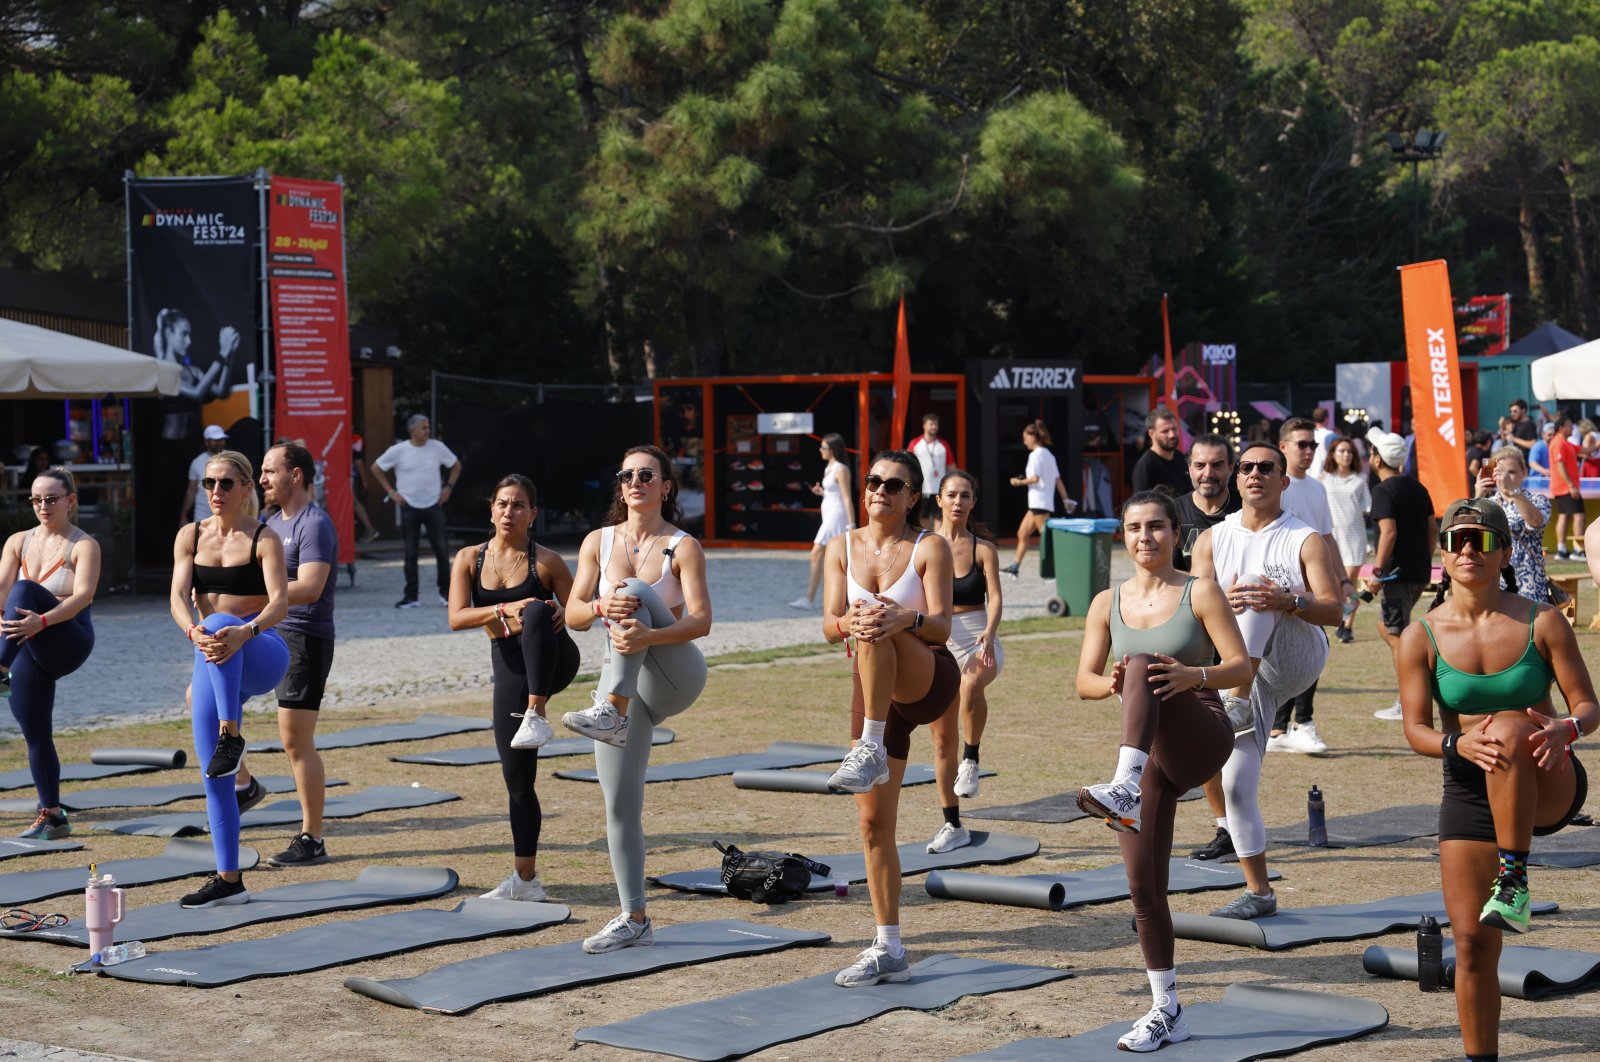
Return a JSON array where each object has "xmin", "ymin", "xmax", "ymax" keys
[
  {"xmin": 371, "ymin": 414, "xmax": 462, "ymax": 609},
  {"xmin": 1365, "ymin": 427, "xmax": 1437, "ymax": 721}
]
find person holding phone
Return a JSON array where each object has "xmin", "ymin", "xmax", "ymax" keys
[{"xmin": 1474, "ymin": 446, "xmax": 1550, "ymax": 605}]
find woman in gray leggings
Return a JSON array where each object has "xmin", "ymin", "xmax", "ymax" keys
[{"xmin": 563, "ymin": 444, "xmax": 711, "ymax": 954}]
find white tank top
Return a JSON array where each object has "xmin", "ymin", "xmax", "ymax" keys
[
  {"xmin": 598, "ymin": 525, "xmax": 689, "ymax": 610},
  {"xmin": 1208, "ymin": 510, "xmax": 1315, "ymax": 658},
  {"xmin": 845, "ymin": 529, "xmax": 929, "ymax": 611}
]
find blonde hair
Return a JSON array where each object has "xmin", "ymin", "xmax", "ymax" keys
[
  {"xmin": 207, "ymin": 450, "xmax": 259, "ymax": 519},
  {"xmin": 1490, "ymin": 445, "xmax": 1524, "ymax": 469},
  {"xmin": 34, "ymin": 466, "xmax": 78, "ymax": 522}
]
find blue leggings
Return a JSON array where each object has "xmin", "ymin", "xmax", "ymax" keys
[
  {"xmin": 191, "ymin": 612, "xmax": 288, "ymax": 871},
  {"xmin": 3, "ymin": 581, "xmax": 94, "ymax": 810}
]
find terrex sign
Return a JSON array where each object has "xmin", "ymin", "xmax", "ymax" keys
[
  {"xmin": 1400, "ymin": 261, "xmax": 1466, "ymax": 516},
  {"xmin": 985, "ymin": 365, "xmax": 1078, "ymax": 392}
]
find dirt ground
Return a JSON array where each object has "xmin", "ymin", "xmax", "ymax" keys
[{"xmin": 1, "ymin": 624, "xmax": 1598, "ymax": 1062}]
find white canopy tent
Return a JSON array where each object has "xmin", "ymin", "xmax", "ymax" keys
[
  {"xmin": 0, "ymin": 315, "xmax": 180, "ymax": 398},
  {"xmin": 1531, "ymin": 338, "xmax": 1600, "ymax": 402}
]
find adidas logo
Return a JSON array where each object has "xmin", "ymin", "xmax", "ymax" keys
[
  {"xmin": 989, "ymin": 367, "xmax": 1011, "ymax": 389},
  {"xmin": 987, "ymin": 365, "xmax": 1079, "ymax": 391}
]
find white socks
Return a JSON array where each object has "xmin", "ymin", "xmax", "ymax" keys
[
  {"xmin": 861, "ymin": 719, "xmax": 887, "ymax": 747},
  {"xmin": 876, "ymin": 924, "xmax": 903, "ymax": 957},
  {"xmin": 1113, "ymin": 746, "xmax": 1149, "ymax": 787},
  {"xmin": 1147, "ymin": 968, "xmax": 1177, "ymax": 1013}
]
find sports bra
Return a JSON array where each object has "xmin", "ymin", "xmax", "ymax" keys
[
  {"xmin": 846, "ymin": 529, "xmax": 929, "ymax": 612},
  {"xmin": 1421, "ymin": 609, "xmax": 1553, "ymax": 714},
  {"xmin": 1109, "ymin": 578, "xmax": 1215, "ymax": 667},
  {"xmin": 471, "ymin": 541, "xmax": 552, "ymax": 607},
  {"xmin": 19, "ymin": 528, "xmax": 85, "ymax": 597},
  {"xmin": 598, "ymin": 525, "xmax": 688, "ymax": 610},
  {"xmin": 191, "ymin": 521, "xmax": 270, "ymax": 597},
  {"xmin": 950, "ymin": 534, "xmax": 986, "ymax": 607}
]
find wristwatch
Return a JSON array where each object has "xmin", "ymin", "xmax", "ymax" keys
[
  {"xmin": 1289, "ymin": 594, "xmax": 1308, "ymax": 616},
  {"xmin": 249, "ymin": 621, "xmax": 261, "ymax": 638}
]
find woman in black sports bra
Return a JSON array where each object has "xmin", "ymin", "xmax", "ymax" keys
[
  {"xmin": 447, "ymin": 474, "xmax": 577, "ymax": 902},
  {"xmin": 169, "ymin": 449, "xmax": 289, "ymax": 909}
]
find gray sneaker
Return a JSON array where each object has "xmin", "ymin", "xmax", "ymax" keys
[
  {"xmin": 827, "ymin": 741, "xmax": 889, "ymax": 793},
  {"xmin": 926, "ymin": 822, "xmax": 971, "ymax": 854},
  {"xmin": 1211, "ymin": 889, "xmax": 1277, "ymax": 920},
  {"xmin": 582, "ymin": 912, "xmax": 653, "ymax": 954},
  {"xmin": 834, "ymin": 943, "xmax": 911, "ymax": 988}
]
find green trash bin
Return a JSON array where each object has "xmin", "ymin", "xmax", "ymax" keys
[{"xmin": 1039, "ymin": 517, "xmax": 1119, "ymax": 617}]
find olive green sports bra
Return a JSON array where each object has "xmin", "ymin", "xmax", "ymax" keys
[
  {"xmin": 1109, "ymin": 578, "xmax": 1215, "ymax": 667},
  {"xmin": 1420, "ymin": 609, "xmax": 1552, "ymax": 715}
]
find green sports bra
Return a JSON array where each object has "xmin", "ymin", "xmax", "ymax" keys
[
  {"xmin": 1420, "ymin": 609, "xmax": 1553, "ymax": 714},
  {"xmin": 1109, "ymin": 578, "xmax": 1215, "ymax": 667}
]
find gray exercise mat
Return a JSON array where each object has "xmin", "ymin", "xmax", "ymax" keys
[
  {"xmin": 98, "ymin": 897, "xmax": 569, "ymax": 987},
  {"xmin": 557, "ymin": 741, "xmax": 850, "ymax": 784},
  {"xmin": 955, "ymin": 984, "xmax": 1388, "ymax": 1060},
  {"xmin": 92, "ymin": 785, "xmax": 459, "ymax": 837},
  {"xmin": 575, "ymin": 954, "xmax": 1072, "ymax": 1060},
  {"xmin": 1529, "ymin": 826, "xmax": 1600, "ymax": 868},
  {"xmin": 650, "ymin": 831, "xmax": 1039, "ymax": 894},
  {"xmin": 247, "ymin": 713, "xmax": 490, "ymax": 752},
  {"xmin": 390, "ymin": 728, "xmax": 677, "ymax": 765},
  {"xmin": 1267, "ymin": 803, "xmax": 1438, "ymax": 848},
  {"xmin": 0, "ymin": 865, "xmax": 459, "ymax": 948},
  {"xmin": 0, "ymin": 838, "xmax": 258, "ymax": 906},
  {"xmin": 0, "ymin": 837, "xmax": 84, "ymax": 862},
  {"xmin": 924, "ymin": 860, "xmax": 1281, "ymax": 912},
  {"xmin": 966, "ymin": 787, "xmax": 1202, "ymax": 825},
  {"xmin": 731, "ymin": 763, "xmax": 996, "ymax": 793},
  {"xmin": 345, "ymin": 919, "xmax": 831, "ymax": 1014},
  {"xmin": 0, "ymin": 775, "xmax": 345, "ymax": 813},
  {"xmin": 1170, "ymin": 891, "xmax": 1559, "ymax": 951},
  {"xmin": 1363, "ymin": 942, "xmax": 1600, "ymax": 1000},
  {"xmin": 91, "ymin": 748, "xmax": 187, "ymax": 768},
  {"xmin": 0, "ymin": 762, "xmax": 156, "ymax": 791}
]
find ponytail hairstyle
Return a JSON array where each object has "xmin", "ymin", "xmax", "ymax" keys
[
  {"xmin": 821, "ymin": 433, "xmax": 849, "ymax": 476},
  {"xmin": 869, "ymin": 448, "xmax": 924, "ymax": 530},
  {"xmin": 1024, "ymin": 419, "xmax": 1053, "ymax": 446},
  {"xmin": 936, "ymin": 469, "xmax": 996, "ymax": 542},
  {"xmin": 209, "ymin": 450, "xmax": 259, "ymax": 519},
  {"xmin": 492, "ymin": 473, "xmax": 538, "ymax": 507},
  {"xmin": 602, "ymin": 445, "xmax": 679, "ymax": 527},
  {"xmin": 1430, "ymin": 565, "xmax": 1519, "ymax": 610},
  {"xmin": 35, "ymin": 467, "xmax": 79, "ymax": 522}
]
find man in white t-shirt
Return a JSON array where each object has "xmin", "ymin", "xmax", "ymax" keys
[
  {"xmin": 1308, "ymin": 407, "xmax": 1335, "ymax": 476},
  {"xmin": 180, "ymin": 424, "xmax": 230, "ymax": 525},
  {"xmin": 907, "ymin": 414, "xmax": 952, "ymax": 520},
  {"xmin": 370, "ymin": 414, "xmax": 461, "ymax": 608}
]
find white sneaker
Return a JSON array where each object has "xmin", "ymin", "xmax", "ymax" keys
[
  {"xmin": 834, "ymin": 942, "xmax": 911, "ymax": 987},
  {"xmin": 787, "ymin": 596, "xmax": 812, "ymax": 610},
  {"xmin": 563, "ymin": 692, "xmax": 630, "ymax": 748},
  {"xmin": 481, "ymin": 871, "xmax": 548, "ymax": 902},
  {"xmin": 1077, "ymin": 781, "xmax": 1142, "ymax": 833},
  {"xmin": 1265, "ymin": 732, "xmax": 1293, "ymax": 753},
  {"xmin": 438, "ymin": 594, "xmax": 449, "ymax": 606},
  {"xmin": 1285, "ymin": 722, "xmax": 1328, "ymax": 754},
  {"xmin": 509, "ymin": 710, "xmax": 553, "ymax": 750},
  {"xmin": 953, "ymin": 758, "xmax": 981, "ymax": 799},
  {"xmin": 1374, "ymin": 700, "xmax": 1404, "ymax": 721},
  {"xmin": 1117, "ymin": 1001, "xmax": 1191, "ymax": 1052},
  {"xmin": 926, "ymin": 822, "xmax": 971, "ymax": 854},
  {"xmin": 582, "ymin": 912, "xmax": 653, "ymax": 954},
  {"xmin": 827, "ymin": 741, "xmax": 889, "ymax": 793}
]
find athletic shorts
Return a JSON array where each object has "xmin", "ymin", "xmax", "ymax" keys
[
  {"xmin": 850, "ymin": 646, "xmax": 961, "ymax": 760},
  {"xmin": 275, "ymin": 629, "xmax": 335, "ymax": 710},
  {"xmin": 1553, "ymin": 494, "xmax": 1585, "ymax": 516},
  {"xmin": 1380, "ymin": 582, "xmax": 1426, "ymax": 634},
  {"xmin": 1028, "ymin": 507, "xmax": 1052, "ymax": 517},
  {"xmin": 1439, "ymin": 751, "xmax": 1588, "ymax": 843},
  {"xmin": 947, "ymin": 609, "xmax": 1003, "ymax": 676}
]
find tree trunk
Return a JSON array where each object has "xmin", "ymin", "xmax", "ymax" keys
[
  {"xmin": 1516, "ymin": 169, "xmax": 1547, "ymax": 320},
  {"xmin": 683, "ymin": 286, "xmax": 724, "ymax": 376},
  {"xmin": 1561, "ymin": 158, "xmax": 1598, "ymax": 338}
]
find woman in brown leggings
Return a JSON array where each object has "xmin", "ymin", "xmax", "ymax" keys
[{"xmin": 1074, "ymin": 491, "xmax": 1252, "ymax": 1052}]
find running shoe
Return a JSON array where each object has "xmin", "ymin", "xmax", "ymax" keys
[
  {"xmin": 1078, "ymin": 781, "xmax": 1142, "ymax": 833},
  {"xmin": 1190, "ymin": 826, "xmax": 1235, "ymax": 861},
  {"xmin": 395, "ymin": 597, "xmax": 420, "ymax": 609},
  {"xmin": 562, "ymin": 692, "xmax": 630, "ymax": 748},
  {"xmin": 361, "ymin": 527, "xmax": 381, "ymax": 543},
  {"xmin": 1555, "ymin": 548, "xmax": 1571, "ymax": 560},
  {"xmin": 1283, "ymin": 723, "xmax": 1328, "ymax": 754},
  {"xmin": 1373, "ymin": 700, "xmax": 1403, "ymax": 721},
  {"xmin": 438, "ymin": 594, "xmax": 449, "ymax": 606},
  {"xmin": 728, "ymin": 481, "xmax": 747, "ymax": 492},
  {"xmin": 19, "ymin": 808, "xmax": 69, "ymax": 840},
  {"xmin": 1335, "ymin": 625, "xmax": 1354, "ymax": 644},
  {"xmin": 953, "ymin": 758, "xmax": 981, "ymax": 798},
  {"xmin": 509, "ymin": 710, "xmax": 554, "ymax": 750},
  {"xmin": 205, "ymin": 732, "xmax": 246, "ymax": 779},
  {"xmin": 729, "ymin": 460, "xmax": 747, "ymax": 471},
  {"xmin": 234, "ymin": 776, "xmax": 265, "ymax": 814},
  {"xmin": 787, "ymin": 461, "xmax": 803, "ymax": 471},
  {"xmin": 1117, "ymin": 1002, "xmax": 1190, "ymax": 1052},
  {"xmin": 788, "ymin": 596, "xmax": 812, "ymax": 610},
  {"xmin": 1265, "ymin": 732, "xmax": 1293, "ymax": 753},
  {"xmin": 1211, "ymin": 889, "xmax": 1277, "ymax": 919},
  {"xmin": 729, "ymin": 502, "xmax": 747, "ymax": 511},
  {"xmin": 747, "ymin": 481, "xmax": 764, "ymax": 491},
  {"xmin": 784, "ymin": 481, "xmax": 803, "ymax": 491},
  {"xmin": 827, "ymin": 741, "xmax": 888, "ymax": 792},
  {"xmin": 266, "ymin": 832, "xmax": 328, "ymax": 867},
  {"xmin": 180, "ymin": 873, "xmax": 249, "ymax": 909},
  {"xmin": 1479, "ymin": 877, "xmax": 1531, "ymax": 933},
  {"xmin": 481, "ymin": 871, "xmax": 548, "ymax": 902},
  {"xmin": 926, "ymin": 822, "xmax": 971, "ymax": 854},
  {"xmin": 747, "ymin": 460, "xmax": 764, "ymax": 470},
  {"xmin": 583, "ymin": 912, "xmax": 653, "ymax": 954},
  {"xmin": 834, "ymin": 943, "xmax": 910, "ymax": 987},
  {"xmin": 1000, "ymin": 563, "xmax": 1020, "ymax": 579}
]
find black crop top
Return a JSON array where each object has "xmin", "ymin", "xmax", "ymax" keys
[
  {"xmin": 951, "ymin": 534, "xmax": 987, "ymax": 607},
  {"xmin": 191, "ymin": 522, "xmax": 270, "ymax": 597},
  {"xmin": 470, "ymin": 541, "xmax": 551, "ymax": 607}
]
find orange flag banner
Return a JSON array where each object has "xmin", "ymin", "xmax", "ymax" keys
[
  {"xmin": 1399, "ymin": 260, "xmax": 1467, "ymax": 516},
  {"xmin": 1161, "ymin": 294, "xmax": 1178, "ymax": 417},
  {"xmin": 891, "ymin": 297, "xmax": 912, "ymax": 446}
]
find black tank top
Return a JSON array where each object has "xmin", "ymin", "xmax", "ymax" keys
[
  {"xmin": 951, "ymin": 533, "xmax": 986, "ymax": 607},
  {"xmin": 470, "ymin": 541, "xmax": 551, "ymax": 606},
  {"xmin": 191, "ymin": 522, "xmax": 270, "ymax": 596}
]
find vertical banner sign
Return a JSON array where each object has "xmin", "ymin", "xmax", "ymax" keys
[
  {"xmin": 1400, "ymin": 261, "xmax": 1466, "ymax": 516},
  {"xmin": 127, "ymin": 177, "xmax": 259, "ymax": 441},
  {"xmin": 268, "ymin": 176, "xmax": 354, "ymax": 564},
  {"xmin": 1456, "ymin": 294, "xmax": 1511, "ymax": 356}
]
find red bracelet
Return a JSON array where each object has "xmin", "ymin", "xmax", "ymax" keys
[
  {"xmin": 37, "ymin": 615, "xmax": 48, "ymax": 630},
  {"xmin": 836, "ymin": 618, "xmax": 848, "ymax": 639},
  {"xmin": 186, "ymin": 623, "xmax": 199, "ymax": 642},
  {"xmin": 1569, "ymin": 717, "xmax": 1583, "ymax": 743}
]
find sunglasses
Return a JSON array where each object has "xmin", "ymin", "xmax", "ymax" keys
[
  {"xmin": 28, "ymin": 494, "xmax": 63, "ymax": 508},
  {"xmin": 1236, "ymin": 460, "xmax": 1281, "ymax": 475},
  {"xmin": 1440, "ymin": 527, "xmax": 1507, "ymax": 554},
  {"xmin": 863, "ymin": 474, "xmax": 910, "ymax": 495},
  {"xmin": 1291, "ymin": 440, "xmax": 1318, "ymax": 450},
  {"xmin": 201, "ymin": 477, "xmax": 240, "ymax": 493},
  {"xmin": 615, "ymin": 468, "xmax": 659, "ymax": 486}
]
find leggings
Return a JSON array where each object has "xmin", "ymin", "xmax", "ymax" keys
[
  {"xmin": 849, "ymin": 646, "xmax": 962, "ymax": 760},
  {"xmin": 191, "ymin": 612, "xmax": 289, "ymax": 872},
  {"xmin": 593, "ymin": 578, "xmax": 707, "ymax": 911},
  {"xmin": 1116, "ymin": 654, "xmax": 1234, "ymax": 969},
  {"xmin": 1273, "ymin": 679, "xmax": 1316, "ymax": 731},
  {"xmin": 490, "ymin": 601, "xmax": 580, "ymax": 857},
  {"xmin": 2, "ymin": 580, "xmax": 94, "ymax": 810}
]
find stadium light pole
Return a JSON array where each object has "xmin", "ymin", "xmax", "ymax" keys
[{"xmin": 1385, "ymin": 129, "xmax": 1448, "ymax": 263}]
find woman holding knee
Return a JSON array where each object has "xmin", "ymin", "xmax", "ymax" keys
[
  {"xmin": 0, "ymin": 468, "xmax": 100, "ymax": 840},
  {"xmin": 1075, "ymin": 491, "xmax": 1251, "ymax": 1051},
  {"xmin": 1401, "ymin": 498, "xmax": 1595, "ymax": 1062},
  {"xmin": 169, "ymin": 450, "xmax": 289, "ymax": 908},
  {"xmin": 823, "ymin": 450, "xmax": 956, "ymax": 987},
  {"xmin": 448, "ymin": 474, "xmax": 578, "ymax": 902},
  {"xmin": 563, "ymin": 445, "xmax": 711, "ymax": 953}
]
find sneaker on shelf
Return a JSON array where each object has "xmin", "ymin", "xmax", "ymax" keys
[
  {"xmin": 205, "ymin": 732, "xmax": 247, "ymax": 779},
  {"xmin": 1118, "ymin": 1002, "xmax": 1190, "ymax": 1053},
  {"xmin": 235, "ymin": 776, "xmax": 266, "ymax": 814},
  {"xmin": 395, "ymin": 597, "xmax": 420, "ymax": 609},
  {"xmin": 19, "ymin": 808, "xmax": 69, "ymax": 841},
  {"xmin": 583, "ymin": 912, "xmax": 653, "ymax": 954},
  {"xmin": 827, "ymin": 741, "xmax": 888, "ymax": 793},
  {"xmin": 787, "ymin": 596, "xmax": 812, "ymax": 610},
  {"xmin": 1373, "ymin": 700, "xmax": 1404, "ymax": 721},
  {"xmin": 1211, "ymin": 889, "xmax": 1277, "ymax": 920},
  {"xmin": 1000, "ymin": 563, "xmax": 1020, "ymax": 580},
  {"xmin": 481, "ymin": 871, "xmax": 548, "ymax": 902},
  {"xmin": 1479, "ymin": 877, "xmax": 1531, "ymax": 933},
  {"xmin": 729, "ymin": 460, "xmax": 747, "ymax": 471},
  {"xmin": 728, "ymin": 481, "xmax": 747, "ymax": 492},
  {"xmin": 926, "ymin": 822, "xmax": 971, "ymax": 854},
  {"xmin": 747, "ymin": 460, "xmax": 764, "ymax": 470},
  {"xmin": 1265, "ymin": 732, "xmax": 1293, "ymax": 753},
  {"xmin": 834, "ymin": 943, "xmax": 911, "ymax": 988},
  {"xmin": 787, "ymin": 461, "xmax": 803, "ymax": 471},
  {"xmin": 266, "ymin": 832, "xmax": 329, "ymax": 867},
  {"xmin": 784, "ymin": 481, "xmax": 803, "ymax": 491},
  {"xmin": 1190, "ymin": 826, "xmax": 1235, "ymax": 862},
  {"xmin": 1335, "ymin": 625, "xmax": 1354, "ymax": 644},
  {"xmin": 562, "ymin": 692, "xmax": 630, "ymax": 748},
  {"xmin": 509, "ymin": 710, "xmax": 554, "ymax": 750},
  {"xmin": 953, "ymin": 758, "xmax": 981, "ymax": 799},
  {"xmin": 1078, "ymin": 781, "xmax": 1142, "ymax": 833},
  {"xmin": 729, "ymin": 502, "xmax": 747, "ymax": 512},
  {"xmin": 747, "ymin": 481, "xmax": 764, "ymax": 491},
  {"xmin": 180, "ymin": 872, "xmax": 249, "ymax": 909},
  {"xmin": 1284, "ymin": 722, "xmax": 1328, "ymax": 754}
]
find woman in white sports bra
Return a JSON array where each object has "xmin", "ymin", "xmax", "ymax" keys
[
  {"xmin": 563, "ymin": 444, "xmax": 711, "ymax": 956},
  {"xmin": 822, "ymin": 449, "xmax": 956, "ymax": 988}
]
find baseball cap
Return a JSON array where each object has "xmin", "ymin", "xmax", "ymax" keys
[
  {"xmin": 1440, "ymin": 497, "xmax": 1512, "ymax": 543},
  {"xmin": 203, "ymin": 425, "xmax": 227, "ymax": 441},
  {"xmin": 1365, "ymin": 426, "xmax": 1408, "ymax": 469}
]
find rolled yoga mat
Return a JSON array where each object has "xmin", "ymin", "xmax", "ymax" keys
[
  {"xmin": 0, "ymin": 838, "xmax": 84, "ymax": 863},
  {"xmin": 924, "ymin": 860, "xmax": 1282, "ymax": 912},
  {"xmin": 0, "ymin": 775, "xmax": 345, "ymax": 814},
  {"xmin": 345, "ymin": 919, "xmax": 831, "ymax": 1014},
  {"xmin": 92, "ymin": 785, "xmax": 459, "ymax": 837},
  {"xmin": 0, "ymin": 838, "xmax": 258, "ymax": 906},
  {"xmin": 1363, "ymin": 941, "xmax": 1600, "ymax": 1000},
  {"xmin": 90, "ymin": 748, "xmax": 187, "ymax": 768},
  {"xmin": 965, "ymin": 787, "xmax": 1202, "ymax": 825},
  {"xmin": 0, "ymin": 762, "xmax": 156, "ymax": 791},
  {"xmin": 1169, "ymin": 891, "xmax": 1559, "ymax": 951},
  {"xmin": 390, "ymin": 728, "xmax": 677, "ymax": 765},
  {"xmin": 574, "ymin": 954, "xmax": 1072, "ymax": 1061},
  {"xmin": 1529, "ymin": 826, "xmax": 1600, "ymax": 869},
  {"xmin": 556, "ymin": 741, "xmax": 850, "ymax": 784},
  {"xmin": 247, "ymin": 713, "xmax": 490, "ymax": 752},
  {"xmin": 1266, "ymin": 803, "xmax": 1438, "ymax": 848},
  {"xmin": 731, "ymin": 762, "xmax": 996, "ymax": 793},
  {"xmin": 955, "ymin": 984, "xmax": 1389, "ymax": 1060}
]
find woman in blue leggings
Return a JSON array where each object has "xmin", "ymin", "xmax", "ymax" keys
[
  {"xmin": 168, "ymin": 449, "xmax": 289, "ymax": 908},
  {"xmin": 0, "ymin": 467, "xmax": 101, "ymax": 839}
]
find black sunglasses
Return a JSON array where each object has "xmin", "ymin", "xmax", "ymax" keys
[
  {"xmin": 1291, "ymin": 440, "xmax": 1318, "ymax": 450},
  {"xmin": 1236, "ymin": 460, "xmax": 1281, "ymax": 476},
  {"xmin": 863, "ymin": 474, "xmax": 909, "ymax": 495},
  {"xmin": 201, "ymin": 477, "xmax": 239, "ymax": 493},
  {"xmin": 1440, "ymin": 527, "xmax": 1507, "ymax": 554},
  {"xmin": 616, "ymin": 468, "xmax": 659, "ymax": 486}
]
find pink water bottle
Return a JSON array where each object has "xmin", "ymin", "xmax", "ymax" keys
[{"xmin": 84, "ymin": 864, "xmax": 125, "ymax": 957}]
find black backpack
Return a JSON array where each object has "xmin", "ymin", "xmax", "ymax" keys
[{"xmin": 714, "ymin": 841, "xmax": 831, "ymax": 904}]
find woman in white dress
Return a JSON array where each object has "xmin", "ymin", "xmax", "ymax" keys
[
  {"xmin": 1002, "ymin": 420, "xmax": 1074, "ymax": 576},
  {"xmin": 1321, "ymin": 436, "xmax": 1370, "ymax": 644},
  {"xmin": 791, "ymin": 433, "xmax": 854, "ymax": 609}
]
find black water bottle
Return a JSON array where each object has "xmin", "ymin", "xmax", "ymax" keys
[
  {"xmin": 1307, "ymin": 784, "xmax": 1327, "ymax": 846},
  {"xmin": 1417, "ymin": 914, "xmax": 1444, "ymax": 992}
]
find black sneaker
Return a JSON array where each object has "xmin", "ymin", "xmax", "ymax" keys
[
  {"xmin": 266, "ymin": 832, "xmax": 328, "ymax": 867},
  {"xmin": 394, "ymin": 597, "xmax": 420, "ymax": 609},
  {"xmin": 1190, "ymin": 825, "xmax": 1236, "ymax": 861},
  {"xmin": 180, "ymin": 873, "xmax": 249, "ymax": 909},
  {"xmin": 205, "ymin": 732, "xmax": 246, "ymax": 779},
  {"xmin": 1335, "ymin": 625, "xmax": 1354, "ymax": 644},
  {"xmin": 235, "ymin": 776, "xmax": 265, "ymax": 814}
]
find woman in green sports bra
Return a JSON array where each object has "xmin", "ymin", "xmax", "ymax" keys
[{"xmin": 1400, "ymin": 498, "xmax": 1597, "ymax": 1062}]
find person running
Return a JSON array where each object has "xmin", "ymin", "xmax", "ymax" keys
[
  {"xmin": 1002, "ymin": 420, "xmax": 1074, "ymax": 577},
  {"xmin": 1075, "ymin": 490, "xmax": 1252, "ymax": 1051},
  {"xmin": 790, "ymin": 433, "xmax": 854, "ymax": 609},
  {"xmin": 926, "ymin": 469, "xmax": 1003, "ymax": 853},
  {"xmin": 823, "ymin": 450, "xmax": 957, "ymax": 987},
  {"xmin": 1474, "ymin": 446, "xmax": 1550, "ymax": 605},
  {"xmin": 169, "ymin": 450, "xmax": 289, "ymax": 908},
  {"xmin": 562, "ymin": 445, "xmax": 711, "ymax": 953},
  {"xmin": 1320, "ymin": 436, "xmax": 1370, "ymax": 645},
  {"xmin": 0, "ymin": 468, "xmax": 100, "ymax": 840},
  {"xmin": 448, "ymin": 474, "xmax": 578, "ymax": 902},
  {"xmin": 1400, "ymin": 498, "xmax": 1596, "ymax": 1062}
]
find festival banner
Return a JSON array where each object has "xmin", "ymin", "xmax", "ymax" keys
[
  {"xmin": 1456, "ymin": 293, "xmax": 1511, "ymax": 356},
  {"xmin": 1400, "ymin": 261, "xmax": 1466, "ymax": 516},
  {"xmin": 268, "ymin": 176, "xmax": 354, "ymax": 564}
]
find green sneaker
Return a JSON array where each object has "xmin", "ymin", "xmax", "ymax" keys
[{"xmin": 1479, "ymin": 877, "xmax": 1531, "ymax": 933}]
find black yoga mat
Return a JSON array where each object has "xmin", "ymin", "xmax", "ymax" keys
[
  {"xmin": 0, "ymin": 837, "xmax": 84, "ymax": 862},
  {"xmin": 730, "ymin": 763, "xmax": 996, "ymax": 793},
  {"xmin": 924, "ymin": 860, "xmax": 1281, "ymax": 912},
  {"xmin": 0, "ymin": 762, "xmax": 156, "ymax": 791},
  {"xmin": 92, "ymin": 785, "xmax": 459, "ymax": 837},
  {"xmin": 574, "ymin": 954, "xmax": 1072, "ymax": 1061},
  {"xmin": 1529, "ymin": 826, "xmax": 1600, "ymax": 868},
  {"xmin": 1363, "ymin": 942, "xmax": 1600, "ymax": 1000},
  {"xmin": 389, "ymin": 728, "xmax": 677, "ymax": 766},
  {"xmin": 91, "ymin": 749, "xmax": 187, "ymax": 768},
  {"xmin": 0, "ymin": 775, "xmax": 345, "ymax": 814},
  {"xmin": 345, "ymin": 919, "xmax": 831, "ymax": 1014},
  {"xmin": 650, "ymin": 831, "xmax": 1039, "ymax": 894},
  {"xmin": 1267, "ymin": 803, "xmax": 1438, "ymax": 848},
  {"xmin": 0, "ymin": 838, "xmax": 258, "ymax": 906},
  {"xmin": 556, "ymin": 741, "xmax": 850, "ymax": 784},
  {"xmin": 956, "ymin": 984, "xmax": 1389, "ymax": 1060},
  {"xmin": 247, "ymin": 713, "xmax": 490, "ymax": 752},
  {"xmin": 1169, "ymin": 891, "xmax": 1559, "ymax": 951},
  {"xmin": 98, "ymin": 897, "xmax": 569, "ymax": 987},
  {"xmin": 965, "ymin": 787, "xmax": 1202, "ymax": 825}
]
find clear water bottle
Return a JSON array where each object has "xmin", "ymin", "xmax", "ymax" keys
[
  {"xmin": 1306, "ymin": 785, "xmax": 1327, "ymax": 846},
  {"xmin": 1416, "ymin": 915, "xmax": 1443, "ymax": 992},
  {"xmin": 92, "ymin": 941, "xmax": 145, "ymax": 966},
  {"xmin": 1341, "ymin": 592, "xmax": 1357, "ymax": 625}
]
